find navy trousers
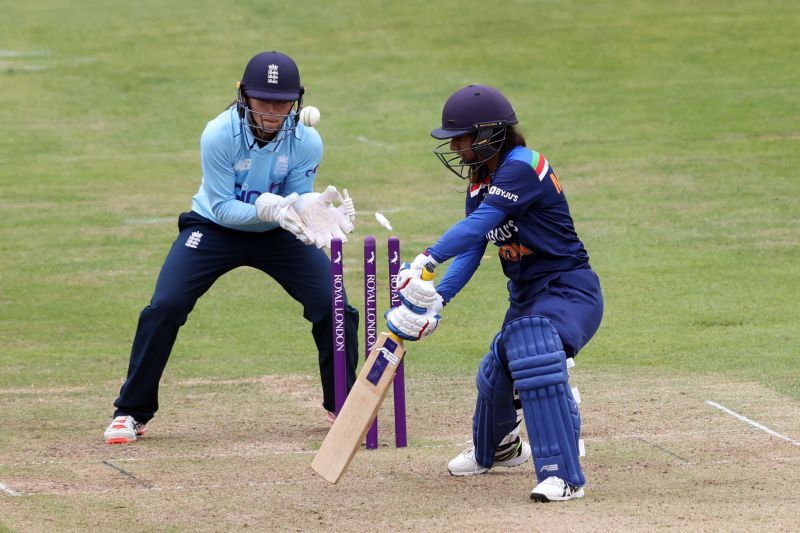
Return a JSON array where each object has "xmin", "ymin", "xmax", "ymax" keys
[
  {"xmin": 113, "ymin": 211, "xmax": 359, "ymax": 422},
  {"xmin": 503, "ymin": 268, "xmax": 603, "ymax": 358}
]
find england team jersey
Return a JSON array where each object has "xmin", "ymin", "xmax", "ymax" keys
[{"xmin": 191, "ymin": 107, "xmax": 322, "ymax": 232}]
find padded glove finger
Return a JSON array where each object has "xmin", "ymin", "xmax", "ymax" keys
[
  {"xmin": 398, "ymin": 278, "xmax": 438, "ymax": 314},
  {"xmin": 319, "ymin": 185, "xmax": 343, "ymax": 206},
  {"xmin": 385, "ymin": 306, "xmax": 441, "ymax": 341}
]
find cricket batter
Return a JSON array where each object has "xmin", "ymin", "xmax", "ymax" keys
[
  {"xmin": 104, "ymin": 51, "xmax": 358, "ymax": 444},
  {"xmin": 386, "ymin": 85, "xmax": 603, "ymax": 501}
]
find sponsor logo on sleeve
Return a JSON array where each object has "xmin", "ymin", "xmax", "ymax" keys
[{"xmin": 488, "ymin": 185, "xmax": 519, "ymax": 202}]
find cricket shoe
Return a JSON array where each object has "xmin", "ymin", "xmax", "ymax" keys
[
  {"xmin": 530, "ymin": 476, "xmax": 585, "ymax": 502},
  {"xmin": 104, "ymin": 415, "xmax": 147, "ymax": 444},
  {"xmin": 448, "ymin": 436, "xmax": 531, "ymax": 476}
]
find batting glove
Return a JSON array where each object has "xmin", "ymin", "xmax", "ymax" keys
[
  {"xmin": 385, "ymin": 305, "xmax": 441, "ymax": 341},
  {"xmin": 398, "ymin": 278, "xmax": 440, "ymax": 314}
]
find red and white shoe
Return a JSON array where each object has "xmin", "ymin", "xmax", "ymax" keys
[{"xmin": 103, "ymin": 415, "xmax": 147, "ymax": 444}]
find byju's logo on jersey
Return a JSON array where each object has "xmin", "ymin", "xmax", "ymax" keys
[
  {"xmin": 267, "ymin": 64, "xmax": 278, "ymax": 84},
  {"xmin": 486, "ymin": 220, "xmax": 533, "ymax": 262},
  {"xmin": 486, "ymin": 220, "xmax": 518, "ymax": 244},
  {"xmin": 488, "ymin": 185, "xmax": 519, "ymax": 202}
]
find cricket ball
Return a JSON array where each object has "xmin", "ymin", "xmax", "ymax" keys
[{"xmin": 299, "ymin": 106, "xmax": 321, "ymax": 127}]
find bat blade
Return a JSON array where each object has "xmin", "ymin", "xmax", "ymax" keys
[{"xmin": 311, "ymin": 332, "xmax": 405, "ymax": 484}]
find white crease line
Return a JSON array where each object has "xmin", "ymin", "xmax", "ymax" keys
[
  {"xmin": 705, "ymin": 400, "xmax": 800, "ymax": 447},
  {"xmin": 0, "ymin": 482, "xmax": 21, "ymax": 496}
]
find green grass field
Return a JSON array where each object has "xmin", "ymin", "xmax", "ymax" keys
[{"xmin": 1, "ymin": 0, "xmax": 798, "ymax": 530}]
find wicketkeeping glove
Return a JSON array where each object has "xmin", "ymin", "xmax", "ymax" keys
[
  {"xmin": 254, "ymin": 192, "xmax": 313, "ymax": 245},
  {"xmin": 295, "ymin": 185, "xmax": 356, "ymax": 249},
  {"xmin": 385, "ymin": 305, "xmax": 441, "ymax": 341},
  {"xmin": 340, "ymin": 188, "xmax": 356, "ymax": 221}
]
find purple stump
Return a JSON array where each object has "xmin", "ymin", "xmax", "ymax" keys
[
  {"xmin": 364, "ymin": 236, "xmax": 379, "ymax": 449},
  {"xmin": 331, "ymin": 238, "xmax": 346, "ymax": 414},
  {"xmin": 388, "ymin": 236, "xmax": 407, "ymax": 448}
]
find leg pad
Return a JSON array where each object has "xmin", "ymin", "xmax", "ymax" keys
[
  {"xmin": 503, "ymin": 316, "xmax": 585, "ymax": 486},
  {"xmin": 472, "ymin": 346, "xmax": 517, "ymax": 468}
]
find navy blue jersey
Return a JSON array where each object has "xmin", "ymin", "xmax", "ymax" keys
[
  {"xmin": 430, "ymin": 146, "xmax": 590, "ymax": 302},
  {"xmin": 472, "ymin": 146, "xmax": 589, "ymax": 282}
]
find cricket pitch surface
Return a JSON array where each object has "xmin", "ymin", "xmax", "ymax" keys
[{"xmin": 1, "ymin": 368, "xmax": 798, "ymax": 531}]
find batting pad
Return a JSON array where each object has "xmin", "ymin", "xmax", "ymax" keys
[
  {"xmin": 473, "ymin": 351, "xmax": 517, "ymax": 467},
  {"xmin": 503, "ymin": 316, "xmax": 585, "ymax": 487}
]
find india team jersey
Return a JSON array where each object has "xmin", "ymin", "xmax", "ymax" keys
[
  {"xmin": 191, "ymin": 107, "xmax": 322, "ymax": 232},
  {"xmin": 467, "ymin": 146, "xmax": 589, "ymax": 283}
]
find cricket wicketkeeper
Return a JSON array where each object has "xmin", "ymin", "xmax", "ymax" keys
[{"xmin": 104, "ymin": 51, "xmax": 358, "ymax": 444}]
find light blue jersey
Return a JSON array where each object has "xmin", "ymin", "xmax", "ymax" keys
[{"xmin": 191, "ymin": 107, "xmax": 322, "ymax": 232}]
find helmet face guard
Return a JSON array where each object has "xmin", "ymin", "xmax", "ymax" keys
[
  {"xmin": 431, "ymin": 85, "xmax": 517, "ymax": 179},
  {"xmin": 433, "ymin": 126, "xmax": 508, "ymax": 180},
  {"xmin": 236, "ymin": 87, "xmax": 303, "ymax": 145}
]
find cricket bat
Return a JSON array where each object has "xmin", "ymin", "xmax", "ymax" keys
[{"xmin": 311, "ymin": 332, "xmax": 406, "ymax": 484}]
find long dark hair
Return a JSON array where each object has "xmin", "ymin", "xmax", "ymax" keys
[{"xmin": 468, "ymin": 125, "xmax": 526, "ymax": 184}]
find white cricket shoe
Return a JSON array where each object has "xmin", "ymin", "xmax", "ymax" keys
[
  {"xmin": 448, "ymin": 437, "xmax": 531, "ymax": 476},
  {"xmin": 103, "ymin": 415, "xmax": 147, "ymax": 445},
  {"xmin": 530, "ymin": 476, "xmax": 585, "ymax": 502}
]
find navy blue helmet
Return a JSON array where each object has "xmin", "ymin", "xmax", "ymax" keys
[
  {"xmin": 432, "ymin": 85, "xmax": 518, "ymax": 179},
  {"xmin": 237, "ymin": 51, "xmax": 305, "ymax": 143}
]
